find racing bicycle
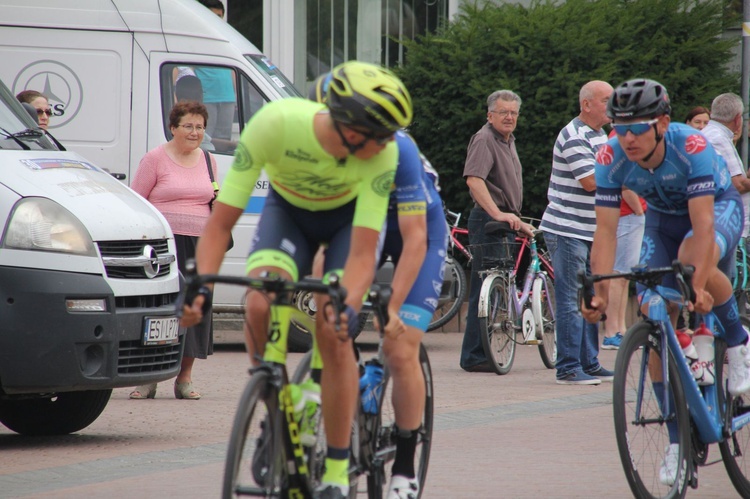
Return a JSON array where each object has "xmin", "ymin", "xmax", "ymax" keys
[{"xmin": 580, "ymin": 261, "xmax": 750, "ymax": 498}]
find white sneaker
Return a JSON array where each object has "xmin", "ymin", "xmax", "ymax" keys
[
  {"xmin": 727, "ymin": 343, "xmax": 750, "ymax": 395},
  {"xmin": 659, "ymin": 443, "xmax": 679, "ymax": 486},
  {"xmin": 386, "ymin": 475, "xmax": 419, "ymax": 499}
]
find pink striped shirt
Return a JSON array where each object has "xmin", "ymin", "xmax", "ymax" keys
[{"xmin": 131, "ymin": 144, "xmax": 217, "ymax": 236}]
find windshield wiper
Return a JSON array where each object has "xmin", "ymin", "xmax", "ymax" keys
[{"xmin": 0, "ymin": 126, "xmax": 30, "ymax": 150}]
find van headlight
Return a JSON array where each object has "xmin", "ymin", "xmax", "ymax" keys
[{"xmin": 3, "ymin": 197, "xmax": 96, "ymax": 256}]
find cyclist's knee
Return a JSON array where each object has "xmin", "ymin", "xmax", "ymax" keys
[{"xmin": 383, "ymin": 329, "xmax": 422, "ymax": 372}]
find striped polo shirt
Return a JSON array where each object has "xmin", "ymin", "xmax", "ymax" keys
[{"xmin": 540, "ymin": 117, "xmax": 607, "ymax": 241}]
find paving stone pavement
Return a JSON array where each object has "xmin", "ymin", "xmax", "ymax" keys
[{"xmin": 0, "ymin": 329, "xmax": 739, "ymax": 498}]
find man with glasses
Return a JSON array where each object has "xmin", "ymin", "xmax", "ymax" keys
[
  {"xmin": 582, "ymin": 78, "xmax": 750, "ymax": 486},
  {"xmin": 181, "ymin": 61, "xmax": 411, "ymax": 499},
  {"xmin": 460, "ymin": 89, "xmax": 535, "ymax": 373},
  {"xmin": 540, "ymin": 80, "xmax": 615, "ymax": 385}
]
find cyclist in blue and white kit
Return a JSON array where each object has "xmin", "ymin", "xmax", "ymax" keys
[
  {"xmin": 582, "ymin": 79, "xmax": 750, "ymax": 485},
  {"xmin": 310, "ymin": 76, "xmax": 447, "ymax": 499}
]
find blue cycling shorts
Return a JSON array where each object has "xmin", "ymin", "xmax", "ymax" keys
[
  {"xmin": 380, "ymin": 205, "xmax": 448, "ymax": 331},
  {"xmin": 638, "ymin": 187, "xmax": 743, "ymax": 295}
]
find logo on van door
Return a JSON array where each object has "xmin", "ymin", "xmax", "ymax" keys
[{"xmin": 12, "ymin": 60, "xmax": 83, "ymax": 129}]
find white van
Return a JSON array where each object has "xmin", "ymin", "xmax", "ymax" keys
[
  {"xmin": 0, "ymin": 75, "xmax": 182, "ymax": 434},
  {"xmin": 0, "ymin": 0, "xmax": 300, "ymax": 308}
]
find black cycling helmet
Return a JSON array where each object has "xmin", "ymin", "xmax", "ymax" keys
[
  {"xmin": 606, "ymin": 79, "xmax": 671, "ymax": 120},
  {"xmin": 308, "ymin": 73, "xmax": 331, "ymax": 103},
  {"xmin": 325, "ymin": 61, "xmax": 413, "ymax": 135}
]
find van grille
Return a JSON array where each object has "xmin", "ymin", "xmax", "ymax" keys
[
  {"xmin": 118, "ymin": 338, "xmax": 183, "ymax": 374},
  {"xmin": 98, "ymin": 239, "xmax": 173, "ymax": 279},
  {"xmin": 115, "ymin": 292, "xmax": 179, "ymax": 309}
]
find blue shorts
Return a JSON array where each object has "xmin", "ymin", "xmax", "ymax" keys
[
  {"xmin": 380, "ymin": 205, "xmax": 448, "ymax": 331},
  {"xmin": 613, "ymin": 214, "xmax": 646, "ymax": 273},
  {"xmin": 247, "ymin": 189, "xmax": 355, "ymax": 279},
  {"xmin": 638, "ymin": 188, "xmax": 743, "ymax": 294}
]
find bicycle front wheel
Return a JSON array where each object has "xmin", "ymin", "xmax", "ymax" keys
[
  {"xmin": 479, "ymin": 273, "xmax": 516, "ymax": 375},
  {"xmin": 613, "ymin": 322, "xmax": 690, "ymax": 499},
  {"xmin": 426, "ymin": 256, "xmax": 467, "ymax": 331},
  {"xmin": 533, "ymin": 273, "xmax": 556, "ymax": 369},
  {"xmin": 223, "ymin": 371, "xmax": 289, "ymax": 499},
  {"xmin": 366, "ymin": 344, "xmax": 434, "ymax": 498},
  {"xmin": 718, "ymin": 317, "xmax": 750, "ymax": 496}
]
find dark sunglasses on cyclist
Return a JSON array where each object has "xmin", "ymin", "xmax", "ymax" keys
[
  {"xmin": 350, "ymin": 127, "xmax": 394, "ymax": 145},
  {"xmin": 36, "ymin": 108, "xmax": 52, "ymax": 117},
  {"xmin": 612, "ymin": 118, "xmax": 659, "ymax": 137}
]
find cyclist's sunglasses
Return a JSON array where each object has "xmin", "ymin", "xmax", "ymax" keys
[
  {"xmin": 350, "ymin": 127, "xmax": 394, "ymax": 145},
  {"xmin": 612, "ymin": 118, "xmax": 659, "ymax": 137}
]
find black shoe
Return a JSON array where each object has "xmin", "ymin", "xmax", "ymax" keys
[
  {"xmin": 462, "ymin": 361, "xmax": 494, "ymax": 373},
  {"xmin": 314, "ymin": 484, "xmax": 347, "ymax": 499}
]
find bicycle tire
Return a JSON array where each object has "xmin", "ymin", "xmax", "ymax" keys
[
  {"xmin": 718, "ymin": 317, "xmax": 750, "ymax": 497},
  {"xmin": 366, "ymin": 344, "xmax": 433, "ymax": 498},
  {"xmin": 426, "ymin": 256, "xmax": 467, "ymax": 332},
  {"xmin": 612, "ymin": 322, "xmax": 690, "ymax": 499},
  {"xmin": 533, "ymin": 273, "xmax": 556, "ymax": 369},
  {"xmin": 479, "ymin": 273, "xmax": 516, "ymax": 375},
  {"xmin": 222, "ymin": 370, "xmax": 290, "ymax": 498}
]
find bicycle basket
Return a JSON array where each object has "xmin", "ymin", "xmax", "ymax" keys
[{"xmin": 469, "ymin": 239, "xmax": 520, "ymax": 270}]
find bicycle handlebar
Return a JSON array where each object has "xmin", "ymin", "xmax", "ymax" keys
[{"xmin": 577, "ymin": 260, "xmax": 697, "ymax": 311}]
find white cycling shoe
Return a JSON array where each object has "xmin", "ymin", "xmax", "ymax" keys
[
  {"xmin": 386, "ymin": 475, "xmax": 419, "ymax": 499},
  {"xmin": 727, "ymin": 342, "xmax": 750, "ymax": 396},
  {"xmin": 659, "ymin": 443, "xmax": 679, "ymax": 486}
]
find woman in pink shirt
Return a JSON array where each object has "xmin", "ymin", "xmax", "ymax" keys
[{"xmin": 129, "ymin": 101, "xmax": 217, "ymax": 400}]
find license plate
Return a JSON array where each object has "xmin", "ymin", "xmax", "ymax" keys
[{"xmin": 142, "ymin": 316, "xmax": 180, "ymax": 346}]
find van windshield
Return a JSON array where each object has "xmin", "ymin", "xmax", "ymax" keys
[
  {"xmin": 245, "ymin": 55, "xmax": 301, "ymax": 98},
  {"xmin": 0, "ymin": 81, "xmax": 55, "ymax": 151}
]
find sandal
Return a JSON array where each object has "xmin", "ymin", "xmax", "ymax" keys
[
  {"xmin": 129, "ymin": 383, "xmax": 157, "ymax": 399},
  {"xmin": 174, "ymin": 381, "xmax": 201, "ymax": 400}
]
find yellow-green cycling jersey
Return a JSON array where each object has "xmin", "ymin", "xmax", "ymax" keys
[{"xmin": 218, "ymin": 98, "xmax": 397, "ymax": 232}]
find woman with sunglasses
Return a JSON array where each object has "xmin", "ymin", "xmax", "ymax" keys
[
  {"xmin": 16, "ymin": 90, "xmax": 52, "ymax": 130},
  {"xmin": 582, "ymin": 78, "xmax": 750, "ymax": 486}
]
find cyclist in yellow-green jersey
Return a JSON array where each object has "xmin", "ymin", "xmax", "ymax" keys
[{"xmin": 181, "ymin": 61, "xmax": 413, "ymax": 499}]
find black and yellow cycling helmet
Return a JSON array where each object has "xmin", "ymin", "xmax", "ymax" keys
[{"xmin": 325, "ymin": 61, "xmax": 413, "ymax": 135}]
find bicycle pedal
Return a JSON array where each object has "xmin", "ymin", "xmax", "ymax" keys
[{"xmin": 525, "ymin": 339, "xmax": 540, "ymax": 345}]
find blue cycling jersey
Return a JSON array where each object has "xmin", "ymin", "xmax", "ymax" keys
[
  {"xmin": 382, "ymin": 131, "xmax": 448, "ymax": 331},
  {"xmin": 594, "ymin": 123, "xmax": 732, "ymax": 215}
]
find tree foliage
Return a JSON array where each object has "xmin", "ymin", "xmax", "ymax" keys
[{"xmin": 395, "ymin": 0, "xmax": 739, "ymax": 220}]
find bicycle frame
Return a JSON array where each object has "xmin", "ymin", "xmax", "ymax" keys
[
  {"xmin": 734, "ymin": 237, "xmax": 748, "ymax": 293},
  {"xmin": 641, "ymin": 286, "xmax": 727, "ymax": 444},
  {"xmin": 445, "ymin": 207, "xmax": 472, "ymax": 263}
]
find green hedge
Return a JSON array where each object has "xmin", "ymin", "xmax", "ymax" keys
[{"xmin": 396, "ymin": 0, "xmax": 739, "ymax": 221}]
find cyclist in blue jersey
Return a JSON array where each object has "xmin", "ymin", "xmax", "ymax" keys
[
  {"xmin": 310, "ymin": 74, "xmax": 447, "ymax": 499},
  {"xmin": 582, "ymin": 79, "xmax": 750, "ymax": 486}
]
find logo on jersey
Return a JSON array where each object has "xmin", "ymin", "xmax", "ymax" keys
[
  {"xmin": 372, "ymin": 171, "xmax": 397, "ymax": 197},
  {"xmin": 685, "ymin": 134, "xmax": 707, "ymax": 155},
  {"xmin": 595, "ymin": 144, "xmax": 614, "ymax": 166}
]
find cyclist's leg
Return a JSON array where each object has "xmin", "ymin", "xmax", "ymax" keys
[
  {"xmin": 382, "ymin": 223, "xmax": 444, "ymax": 483},
  {"xmin": 243, "ymin": 192, "xmax": 311, "ymax": 363},
  {"xmin": 313, "ymin": 214, "xmax": 365, "ymax": 493}
]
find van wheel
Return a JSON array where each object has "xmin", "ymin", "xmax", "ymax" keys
[{"xmin": 0, "ymin": 389, "xmax": 112, "ymax": 435}]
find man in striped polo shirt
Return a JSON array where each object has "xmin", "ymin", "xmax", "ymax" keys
[{"xmin": 540, "ymin": 80, "xmax": 615, "ymax": 385}]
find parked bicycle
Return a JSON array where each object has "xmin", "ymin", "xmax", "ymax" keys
[
  {"xmin": 580, "ymin": 261, "xmax": 750, "ymax": 499},
  {"xmin": 734, "ymin": 237, "xmax": 750, "ymax": 317},
  {"xmin": 471, "ymin": 221, "xmax": 556, "ymax": 375}
]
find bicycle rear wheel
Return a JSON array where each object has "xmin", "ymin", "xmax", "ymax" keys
[
  {"xmin": 479, "ymin": 273, "xmax": 516, "ymax": 375},
  {"xmin": 612, "ymin": 322, "xmax": 690, "ymax": 499},
  {"xmin": 426, "ymin": 256, "xmax": 467, "ymax": 331},
  {"xmin": 533, "ymin": 273, "xmax": 556, "ymax": 369},
  {"xmin": 718, "ymin": 317, "xmax": 750, "ymax": 496},
  {"xmin": 223, "ymin": 371, "xmax": 289, "ymax": 498},
  {"xmin": 366, "ymin": 344, "xmax": 434, "ymax": 498}
]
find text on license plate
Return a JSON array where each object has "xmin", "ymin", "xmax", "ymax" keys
[{"xmin": 143, "ymin": 316, "xmax": 180, "ymax": 345}]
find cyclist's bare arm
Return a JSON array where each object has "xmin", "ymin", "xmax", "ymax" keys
[
  {"xmin": 585, "ymin": 204, "xmax": 620, "ymax": 322},
  {"xmin": 681, "ymin": 194, "xmax": 718, "ymax": 313},
  {"xmin": 180, "ymin": 201, "xmax": 243, "ymax": 327}
]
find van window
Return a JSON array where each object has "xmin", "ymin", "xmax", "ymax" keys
[{"xmin": 160, "ymin": 63, "xmax": 269, "ymax": 156}]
